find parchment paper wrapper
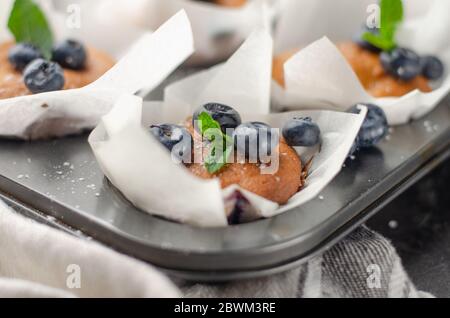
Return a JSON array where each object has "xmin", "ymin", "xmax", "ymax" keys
[
  {"xmin": 89, "ymin": 28, "xmax": 366, "ymax": 227},
  {"xmin": 48, "ymin": 0, "xmax": 147, "ymax": 59},
  {"xmin": 1, "ymin": 0, "xmax": 146, "ymax": 58},
  {"xmin": 273, "ymin": 0, "xmax": 450, "ymax": 125},
  {"xmin": 0, "ymin": 10, "xmax": 194, "ymax": 139},
  {"xmin": 80, "ymin": 0, "xmax": 281, "ymax": 66}
]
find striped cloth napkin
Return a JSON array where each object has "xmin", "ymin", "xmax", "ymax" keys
[
  {"xmin": 0, "ymin": 200, "xmax": 432, "ymax": 298},
  {"xmin": 183, "ymin": 227, "xmax": 433, "ymax": 298}
]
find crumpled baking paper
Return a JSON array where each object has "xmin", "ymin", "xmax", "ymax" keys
[
  {"xmin": 89, "ymin": 28, "xmax": 366, "ymax": 227},
  {"xmin": 88, "ymin": 0, "xmax": 281, "ymax": 65},
  {"xmin": 273, "ymin": 0, "xmax": 450, "ymax": 125},
  {"xmin": 48, "ymin": 0, "xmax": 147, "ymax": 59},
  {"xmin": 1, "ymin": 0, "xmax": 146, "ymax": 59},
  {"xmin": 0, "ymin": 10, "xmax": 194, "ymax": 139}
]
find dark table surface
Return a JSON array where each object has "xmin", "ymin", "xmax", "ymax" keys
[{"xmin": 368, "ymin": 158, "xmax": 450, "ymax": 298}]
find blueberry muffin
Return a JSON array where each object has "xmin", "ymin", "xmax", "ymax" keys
[
  {"xmin": 1, "ymin": 0, "xmax": 115, "ymax": 100},
  {"xmin": 0, "ymin": 40, "xmax": 114, "ymax": 99},
  {"xmin": 273, "ymin": 1, "xmax": 444, "ymax": 98},
  {"xmin": 272, "ymin": 43, "xmax": 435, "ymax": 98},
  {"xmin": 150, "ymin": 103, "xmax": 321, "ymax": 205}
]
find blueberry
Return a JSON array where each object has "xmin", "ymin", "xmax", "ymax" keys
[
  {"xmin": 193, "ymin": 103, "xmax": 242, "ymax": 135},
  {"xmin": 8, "ymin": 43, "xmax": 43, "ymax": 71},
  {"xmin": 23, "ymin": 59, "xmax": 65, "ymax": 94},
  {"xmin": 150, "ymin": 124, "xmax": 192, "ymax": 163},
  {"xmin": 282, "ymin": 117, "xmax": 321, "ymax": 147},
  {"xmin": 349, "ymin": 103, "xmax": 388, "ymax": 149},
  {"xmin": 420, "ymin": 56, "xmax": 445, "ymax": 81},
  {"xmin": 227, "ymin": 192, "xmax": 252, "ymax": 225},
  {"xmin": 380, "ymin": 48, "xmax": 421, "ymax": 81},
  {"xmin": 233, "ymin": 122, "xmax": 279, "ymax": 161},
  {"xmin": 353, "ymin": 25, "xmax": 382, "ymax": 53},
  {"xmin": 52, "ymin": 39, "xmax": 87, "ymax": 70}
]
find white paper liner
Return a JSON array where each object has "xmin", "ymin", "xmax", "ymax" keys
[
  {"xmin": 48, "ymin": 0, "xmax": 148, "ymax": 59},
  {"xmin": 89, "ymin": 27, "xmax": 366, "ymax": 227},
  {"xmin": 0, "ymin": 10, "xmax": 194, "ymax": 139},
  {"xmin": 86, "ymin": 0, "xmax": 281, "ymax": 65},
  {"xmin": 273, "ymin": 0, "xmax": 450, "ymax": 125},
  {"xmin": 1, "ymin": 0, "xmax": 146, "ymax": 59},
  {"xmin": 164, "ymin": 28, "xmax": 274, "ymax": 120}
]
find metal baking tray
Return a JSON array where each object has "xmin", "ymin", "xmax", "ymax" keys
[{"xmin": 0, "ymin": 92, "xmax": 449, "ymax": 282}]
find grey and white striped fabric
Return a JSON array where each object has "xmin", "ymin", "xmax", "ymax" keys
[
  {"xmin": 0, "ymin": 200, "xmax": 433, "ymax": 298},
  {"xmin": 183, "ymin": 227, "xmax": 433, "ymax": 298}
]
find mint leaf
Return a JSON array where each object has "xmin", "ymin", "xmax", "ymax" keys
[
  {"xmin": 362, "ymin": 0, "xmax": 403, "ymax": 51},
  {"xmin": 362, "ymin": 32, "xmax": 395, "ymax": 52},
  {"xmin": 379, "ymin": 0, "xmax": 403, "ymax": 40},
  {"xmin": 8, "ymin": 0, "xmax": 54, "ymax": 59},
  {"xmin": 205, "ymin": 145, "xmax": 233, "ymax": 174},
  {"xmin": 198, "ymin": 112, "xmax": 221, "ymax": 137},
  {"xmin": 197, "ymin": 112, "xmax": 233, "ymax": 174}
]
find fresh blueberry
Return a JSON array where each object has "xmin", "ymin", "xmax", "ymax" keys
[
  {"xmin": 380, "ymin": 48, "xmax": 421, "ymax": 81},
  {"xmin": 253, "ymin": 122, "xmax": 279, "ymax": 161},
  {"xmin": 227, "ymin": 192, "xmax": 252, "ymax": 225},
  {"xmin": 349, "ymin": 103, "xmax": 388, "ymax": 149},
  {"xmin": 353, "ymin": 25, "xmax": 382, "ymax": 53},
  {"xmin": 282, "ymin": 117, "xmax": 321, "ymax": 147},
  {"xmin": 52, "ymin": 39, "xmax": 87, "ymax": 70},
  {"xmin": 233, "ymin": 122, "xmax": 279, "ymax": 161},
  {"xmin": 150, "ymin": 124, "xmax": 192, "ymax": 163},
  {"xmin": 8, "ymin": 43, "xmax": 43, "ymax": 71},
  {"xmin": 420, "ymin": 56, "xmax": 445, "ymax": 81},
  {"xmin": 193, "ymin": 103, "xmax": 242, "ymax": 135},
  {"xmin": 23, "ymin": 59, "xmax": 65, "ymax": 94}
]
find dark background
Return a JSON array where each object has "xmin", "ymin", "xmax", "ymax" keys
[{"xmin": 368, "ymin": 159, "xmax": 450, "ymax": 297}]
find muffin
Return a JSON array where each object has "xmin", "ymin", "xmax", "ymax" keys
[
  {"xmin": 0, "ymin": 41, "xmax": 114, "ymax": 100},
  {"xmin": 2, "ymin": 0, "xmax": 115, "ymax": 100},
  {"xmin": 273, "ymin": 1, "xmax": 444, "ymax": 98},
  {"xmin": 185, "ymin": 118, "xmax": 303, "ymax": 205},
  {"xmin": 272, "ymin": 43, "xmax": 433, "ymax": 98},
  {"xmin": 150, "ymin": 103, "xmax": 321, "ymax": 205}
]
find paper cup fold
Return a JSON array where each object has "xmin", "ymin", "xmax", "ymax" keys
[
  {"xmin": 89, "ymin": 95, "xmax": 227, "ymax": 228},
  {"xmin": 164, "ymin": 28, "xmax": 273, "ymax": 121},
  {"xmin": 0, "ymin": 10, "xmax": 194, "ymax": 139},
  {"xmin": 273, "ymin": 0, "xmax": 450, "ymax": 125}
]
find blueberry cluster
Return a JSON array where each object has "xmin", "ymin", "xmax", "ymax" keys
[
  {"xmin": 380, "ymin": 48, "xmax": 444, "ymax": 82},
  {"xmin": 8, "ymin": 39, "xmax": 87, "ymax": 94},
  {"xmin": 150, "ymin": 103, "xmax": 322, "ymax": 167},
  {"xmin": 356, "ymin": 28, "xmax": 445, "ymax": 82}
]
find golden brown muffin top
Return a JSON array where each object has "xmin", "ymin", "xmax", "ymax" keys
[
  {"xmin": 272, "ymin": 42, "xmax": 432, "ymax": 98},
  {"xmin": 0, "ymin": 41, "xmax": 115, "ymax": 100},
  {"xmin": 184, "ymin": 118, "xmax": 304, "ymax": 205}
]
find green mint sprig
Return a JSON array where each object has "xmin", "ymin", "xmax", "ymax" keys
[
  {"xmin": 197, "ymin": 112, "xmax": 234, "ymax": 174},
  {"xmin": 7, "ymin": 0, "xmax": 54, "ymax": 59},
  {"xmin": 362, "ymin": 0, "xmax": 404, "ymax": 51}
]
